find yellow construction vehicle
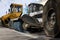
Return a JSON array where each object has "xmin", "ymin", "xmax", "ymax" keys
[{"xmin": 1, "ymin": 3, "xmax": 23, "ymax": 27}]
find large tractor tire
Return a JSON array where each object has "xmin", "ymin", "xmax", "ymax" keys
[{"xmin": 44, "ymin": 9, "xmax": 59, "ymax": 37}]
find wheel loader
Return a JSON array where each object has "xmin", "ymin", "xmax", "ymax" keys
[
  {"xmin": 1, "ymin": 3, "xmax": 23, "ymax": 27},
  {"xmin": 43, "ymin": 0, "xmax": 60, "ymax": 37},
  {"xmin": 22, "ymin": 3, "xmax": 43, "ymax": 32}
]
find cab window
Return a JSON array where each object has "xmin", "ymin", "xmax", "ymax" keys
[{"xmin": 11, "ymin": 6, "xmax": 22, "ymax": 13}]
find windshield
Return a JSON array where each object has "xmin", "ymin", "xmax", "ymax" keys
[
  {"xmin": 28, "ymin": 5, "xmax": 43, "ymax": 13},
  {"xmin": 11, "ymin": 6, "xmax": 22, "ymax": 13}
]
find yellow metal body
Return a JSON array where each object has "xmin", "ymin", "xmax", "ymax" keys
[{"xmin": 1, "ymin": 3, "xmax": 23, "ymax": 25}]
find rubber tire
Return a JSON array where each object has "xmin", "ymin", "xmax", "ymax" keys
[{"xmin": 44, "ymin": 10, "xmax": 59, "ymax": 37}]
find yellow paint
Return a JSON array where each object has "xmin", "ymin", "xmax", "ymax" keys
[{"xmin": 1, "ymin": 3, "xmax": 23, "ymax": 25}]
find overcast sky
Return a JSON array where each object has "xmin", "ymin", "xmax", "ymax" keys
[{"xmin": 0, "ymin": 0, "xmax": 47, "ymax": 17}]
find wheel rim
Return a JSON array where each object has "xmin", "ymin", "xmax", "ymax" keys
[
  {"xmin": 23, "ymin": 23, "xmax": 29, "ymax": 30},
  {"xmin": 45, "ymin": 11, "xmax": 56, "ymax": 37}
]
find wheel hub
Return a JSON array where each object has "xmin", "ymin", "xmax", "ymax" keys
[{"xmin": 46, "ymin": 12, "xmax": 56, "ymax": 31}]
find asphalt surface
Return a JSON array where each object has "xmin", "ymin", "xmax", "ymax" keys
[
  {"xmin": 0, "ymin": 26, "xmax": 60, "ymax": 40},
  {"xmin": 0, "ymin": 26, "xmax": 40, "ymax": 40}
]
